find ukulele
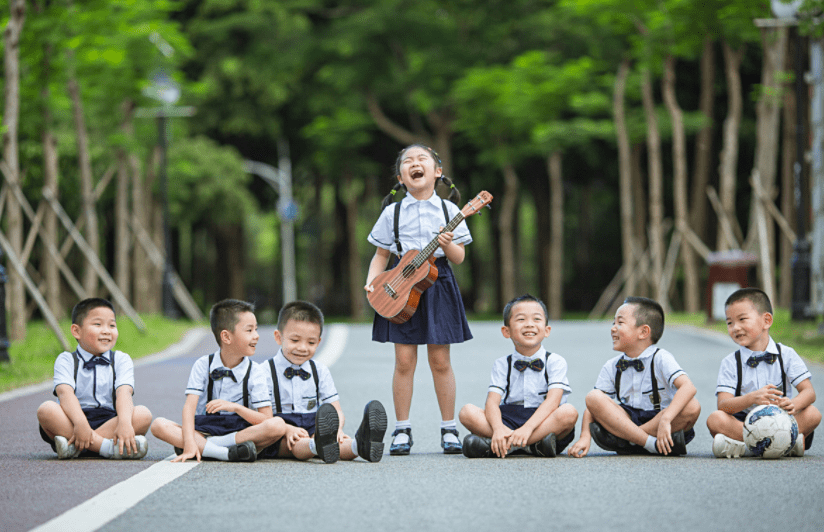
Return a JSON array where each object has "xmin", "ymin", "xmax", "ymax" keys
[{"xmin": 368, "ymin": 191, "xmax": 493, "ymax": 324}]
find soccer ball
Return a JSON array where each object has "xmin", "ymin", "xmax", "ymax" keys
[{"xmin": 743, "ymin": 404, "xmax": 798, "ymax": 459}]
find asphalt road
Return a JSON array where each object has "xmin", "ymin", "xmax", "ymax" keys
[{"xmin": 2, "ymin": 320, "xmax": 823, "ymax": 532}]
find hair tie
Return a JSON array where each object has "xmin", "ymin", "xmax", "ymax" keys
[
  {"xmin": 390, "ymin": 189, "xmax": 397, "ymax": 196},
  {"xmin": 450, "ymin": 184, "xmax": 455, "ymax": 189}
]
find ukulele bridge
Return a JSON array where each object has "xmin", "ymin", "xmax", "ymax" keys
[{"xmin": 383, "ymin": 284, "xmax": 398, "ymax": 299}]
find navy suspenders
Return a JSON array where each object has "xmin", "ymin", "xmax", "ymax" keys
[
  {"xmin": 206, "ymin": 353, "xmax": 253, "ymax": 409},
  {"xmin": 614, "ymin": 349, "xmax": 661, "ymax": 411},
  {"xmin": 734, "ymin": 344, "xmax": 786, "ymax": 397},
  {"xmin": 71, "ymin": 350, "xmax": 117, "ymax": 409},
  {"xmin": 392, "ymin": 199, "xmax": 451, "ymax": 257},
  {"xmin": 268, "ymin": 358, "xmax": 320, "ymax": 414},
  {"xmin": 502, "ymin": 353, "xmax": 552, "ymax": 404}
]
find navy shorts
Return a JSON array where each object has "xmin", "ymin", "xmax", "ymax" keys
[
  {"xmin": 620, "ymin": 404, "xmax": 696, "ymax": 444},
  {"xmin": 258, "ymin": 412, "xmax": 318, "ymax": 459},
  {"xmin": 499, "ymin": 404, "xmax": 575, "ymax": 453},
  {"xmin": 194, "ymin": 413, "xmax": 252, "ymax": 436},
  {"xmin": 39, "ymin": 406, "xmax": 118, "ymax": 453}
]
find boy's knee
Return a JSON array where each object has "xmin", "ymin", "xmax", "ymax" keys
[
  {"xmin": 585, "ymin": 389, "xmax": 609, "ymax": 410},
  {"xmin": 559, "ymin": 404, "xmax": 579, "ymax": 428},
  {"xmin": 682, "ymin": 399, "xmax": 701, "ymax": 423},
  {"xmin": 150, "ymin": 417, "xmax": 171, "ymax": 438},
  {"xmin": 458, "ymin": 404, "xmax": 479, "ymax": 424},
  {"xmin": 706, "ymin": 410, "xmax": 728, "ymax": 434},
  {"xmin": 36, "ymin": 401, "xmax": 61, "ymax": 423},
  {"xmin": 134, "ymin": 406, "xmax": 153, "ymax": 428}
]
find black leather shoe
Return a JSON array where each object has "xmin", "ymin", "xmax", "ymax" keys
[
  {"xmin": 441, "ymin": 428, "xmax": 463, "ymax": 454},
  {"xmin": 589, "ymin": 422, "xmax": 631, "ymax": 453},
  {"xmin": 531, "ymin": 433, "xmax": 557, "ymax": 457},
  {"xmin": 668, "ymin": 430, "xmax": 688, "ymax": 456},
  {"xmin": 227, "ymin": 440, "xmax": 257, "ymax": 462},
  {"xmin": 462, "ymin": 435, "xmax": 493, "ymax": 458},
  {"xmin": 355, "ymin": 400, "xmax": 387, "ymax": 462},
  {"xmin": 314, "ymin": 403, "xmax": 340, "ymax": 464},
  {"xmin": 389, "ymin": 428, "xmax": 413, "ymax": 455}
]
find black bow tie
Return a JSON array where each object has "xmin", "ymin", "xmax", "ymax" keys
[
  {"xmin": 284, "ymin": 367, "xmax": 311, "ymax": 380},
  {"xmin": 83, "ymin": 356, "xmax": 110, "ymax": 370},
  {"xmin": 210, "ymin": 368, "xmax": 237, "ymax": 382},
  {"xmin": 514, "ymin": 358, "xmax": 545, "ymax": 372},
  {"xmin": 747, "ymin": 353, "xmax": 778, "ymax": 368},
  {"xmin": 616, "ymin": 358, "xmax": 644, "ymax": 372}
]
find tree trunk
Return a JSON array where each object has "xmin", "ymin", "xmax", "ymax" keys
[
  {"xmin": 41, "ymin": 39, "xmax": 62, "ymax": 320},
  {"xmin": 343, "ymin": 173, "xmax": 365, "ymax": 320},
  {"xmin": 691, "ymin": 37, "xmax": 715, "ymax": 245},
  {"xmin": 131, "ymin": 143, "xmax": 151, "ymax": 313},
  {"xmin": 614, "ymin": 58, "xmax": 635, "ymax": 296},
  {"xmin": 718, "ymin": 41, "xmax": 746, "ymax": 250},
  {"xmin": 641, "ymin": 68, "xmax": 665, "ymax": 303},
  {"xmin": 68, "ymin": 75, "xmax": 99, "ymax": 297},
  {"xmin": 750, "ymin": 26, "xmax": 788, "ymax": 303},
  {"xmin": 213, "ymin": 223, "xmax": 245, "ymax": 300},
  {"xmin": 780, "ymin": 40, "xmax": 797, "ymax": 309},
  {"xmin": 115, "ymin": 101, "xmax": 133, "ymax": 304},
  {"xmin": 499, "ymin": 160, "xmax": 519, "ymax": 306},
  {"xmin": 147, "ymin": 147, "xmax": 162, "ymax": 313},
  {"xmin": 662, "ymin": 55, "xmax": 700, "ymax": 312},
  {"xmin": 631, "ymin": 143, "xmax": 649, "ymax": 296},
  {"xmin": 2, "ymin": 0, "xmax": 27, "ymax": 340},
  {"xmin": 546, "ymin": 151, "xmax": 564, "ymax": 320}
]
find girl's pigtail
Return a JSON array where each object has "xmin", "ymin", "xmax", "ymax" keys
[
  {"xmin": 381, "ymin": 182, "xmax": 405, "ymax": 210},
  {"xmin": 440, "ymin": 176, "xmax": 461, "ymax": 205}
]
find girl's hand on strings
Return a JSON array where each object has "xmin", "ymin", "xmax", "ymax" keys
[{"xmin": 436, "ymin": 226, "xmax": 454, "ymax": 249}]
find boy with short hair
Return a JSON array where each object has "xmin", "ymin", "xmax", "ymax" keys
[
  {"xmin": 707, "ymin": 288, "xmax": 821, "ymax": 458},
  {"xmin": 151, "ymin": 299, "xmax": 288, "ymax": 462},
  {"xmin": 258, "ymin": 300, "xmax": 387, "ymax": 463},
  {"xmin": 568, "ymin": 296, "xmax": 700, "ymax": 457},
  {"xmin": 458, "ymin": 294, "xmax": 578, "ymax": 458},
  {"xmin": 37, "ymin": 298, "xmax": 152, "ymax": 459}
]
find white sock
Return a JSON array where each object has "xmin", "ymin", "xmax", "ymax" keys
[
  {"xmin": 351, "ymin": 439, "xmax": 359, "ymax": 457},
  {"xmin": 98, "ymin": 438, "xmax": 114, "ymax": 458},
  {"xmin": 643, "ymin": 435, "xmax": 660, "ymax": 454},
  {"xmin": 441, "ymin": 420, "xmax": 460, "ymax": 444},
  {"xmin": 309, "ymin": 438, "xmax": 317, "ymax": 456},
  {"xmin": 208, "ymin": 433, "xmax": 237, "ymax": 447},
  {"xmin": 393, "ymin": 420, "xmax": 411, "ymax": 445},
  {"xmin": 202, "ymin": 441, "xmax": 230, "ymax": 461}
]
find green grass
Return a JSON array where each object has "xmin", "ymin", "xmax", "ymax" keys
[
  {"xmin": 0, "ymin": 315, "xmax": 203, "ymax": 394},
  {"xmin": 667, "ymin": 309, "xmax": 824, "ymax": 365}
]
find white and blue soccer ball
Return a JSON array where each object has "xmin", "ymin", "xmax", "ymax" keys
[{"xmin": 743, "ymin": 404, "xmax": 798, "ymax": 459}]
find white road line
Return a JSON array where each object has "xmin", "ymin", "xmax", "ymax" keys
[
  {"xmin": 30, "ymin": 457, "xmax": 198, "ymax": 532},
  {"xmin": 313, "ymin": 324, "xmax": 348, "ymax": 368}
]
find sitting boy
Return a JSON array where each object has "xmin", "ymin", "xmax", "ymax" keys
[
  {"xmin": 258, "ymin": 301, "xmax": 387, "ymax": 463},
  {"xmin": 151, "ymin": 299, "xmax": 288, "ymax": 462},
  {"xmin": 37, "ymin": 298, "xmax": 152, "ymax": 459},
  {"xmin": 568, "ymin": 296, "xmax": 700, "ymax": 457},
  {"xmin": 707, "ymin": 288, "xmax": 821, "ymax": 458},
  {"xmin": 458, "ymin": 294, "xmax": 578, "ymax": 458}
]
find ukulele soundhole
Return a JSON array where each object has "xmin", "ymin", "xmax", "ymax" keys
[{"xmin": 383, "ymin": 284, "xmax": 398, "ymax": 299}]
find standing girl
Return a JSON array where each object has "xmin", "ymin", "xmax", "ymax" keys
[{"xmin": 364, "ymin": 144, "xmax": 473, "ymax": 455}]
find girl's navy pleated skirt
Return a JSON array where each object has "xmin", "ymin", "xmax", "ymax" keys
[{"xmin": 372, "ymin": 256, "xmax": 473, "ymax": 345}]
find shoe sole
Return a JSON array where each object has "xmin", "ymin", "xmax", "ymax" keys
[
  {"xmin": 462, "ymin": 435, "xmax": 492, "ymax": 458},
  {"xmin": 537, "ymin": 433, "xmax": 557, "ymax": 458},
  {"xmin": 356, "ymin": 401, "xmax": 387, "ymax": 462},
  {"xmin": 315, "ymin": 403, "xmax": 340, "ymax": 464},
  {"xmin": 228, "ymin": 441, "xmax": 257, "ymax": 462}
]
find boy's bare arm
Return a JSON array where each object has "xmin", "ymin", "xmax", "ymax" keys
[
  {"xmin": 656, "ymin": 375, "xmax": 697, "ymax": 454},
  {"xmin": 568, "ymin": 408, "xmax": 593, "ymax": 458},
  {"xmin": 717, "ymin": 384, "xmax": 783, "ymax": 414},
  {"xmin": 510, "ymin": 389, "xmax": 563, "ymax": 447},
  {"xmin": 55, "ymin": 384, "xmax": 94, "ymax": 450},
  {"xmin": 204, "ymin": 399, "xmax": 271, "ymax": 425},
  {"xmin": 777, "ymin": 379, "xmax": 816, "ymax": 416},
  {"xmin": 175, "ymin": 394, "xmax": 201, "ymax": 463},
  {"xmin": 364, "ymin": 248, "xmax": 391, "ymax": 291},
  {"xmin": 484, "ymin": 392, "xmax": 511, "ymax": 457},
  {"xmin": 114, "ymin": 385, "xmax": 137, "ymax": 455}
]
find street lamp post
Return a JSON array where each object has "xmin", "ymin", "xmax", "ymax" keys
[{"xmin": 0, "ymin": 249, "xmax": 10, "ymax": 362}]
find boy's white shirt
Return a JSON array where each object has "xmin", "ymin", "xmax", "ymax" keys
[
  {"xmin": 184, "ymin": 351, "xmax": 271, "ymax": 415},
  {"xmin": 53, "ymin": 345, "xmax": 134, "ymax": 410},
  {"xmin": 260, "ymin": 349, "xmax": 339, "ymax": 413},
  {"xmin": 715, "ymin": 337, "xmax": 812, "ymax": 414},
  {"xmin": 594, "ymin": 345, "xmax": 686, "ymax": 410},
  {"xmin": 488, "ymin": 346, "xmax": 571, "ymax": 408}
]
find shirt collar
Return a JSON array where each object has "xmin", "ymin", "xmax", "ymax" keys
[
  {"xmin": 76, "ymin": 345, "xmax": 110, "ymax": 363},
  {"xmin": 621, "ymin": 345, "xmax": 658, "ymax": 361},
  {"xmin": 512, "ymin": 346, "xmax": 547, "ymax": 361},
  {"xmin": 739, "ymin": 337, "xmax": 778, "ymax": 358},
  {"xmin": 400, "ymin": 191, "xmax": 440, "ymax": 209},
  {"xmin": 211, "ymin": 350, "xmax": 247, "ymax": 376}
]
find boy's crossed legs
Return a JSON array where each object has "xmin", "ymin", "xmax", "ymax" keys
[
  {"xmin": 37, "ymin": 401, "xmax": 152, "ymax": 459},
  {"xmin": 459, "ymin": 402, "xmax": 578, "ymax": 457},
  {"xmin": 706, "ymin": 404, "xmax": 820, "ymax": 457},
  {"xmin": 585, "ymin": 389, "xmax": 700, "ymax": 455}
]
